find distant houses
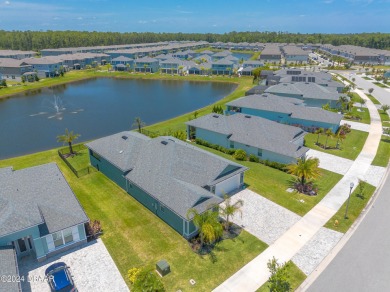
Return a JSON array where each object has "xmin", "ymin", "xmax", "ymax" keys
[
  {"xmin": 186, "ymin": 113, "xmax": 309, "ymax": 164},
  {"xmin": 86, "ymin": 132, "xmax": 247, "ymax": 239}
]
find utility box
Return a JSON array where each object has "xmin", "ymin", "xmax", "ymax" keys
[{"xmin": 156, "ymin": 260, "xmax": 170, "ymax": 277}]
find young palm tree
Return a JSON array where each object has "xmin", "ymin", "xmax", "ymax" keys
[
  {"xmin": 57, "ymin": 129, "xmax": 80, "ymax": 155},
  {"xmin": 132, "ymin": 117, "xmax": 145, "ymax": 133},
  {"xmin": 220, "ymin": 194, "xmax": 243, "ymax": 231},
  {"xmin": 334, "ymin": 130, "xmax": 346, "ymax": 149},
  {"xmin": 286, "ymin": 156, "xmax": 321, "ymax": 186},
  {"xmin": 314, "ymin": 128, "xmax": 324, "ymax": 145},
  {"xmin": 186, "ymin": 207, "xmax": 223, "ymax": 247},
  {"xmin": 359, "ymin": 97, "xmax": 366, "ymax": 110},
  {"xmin": 324, "ymin": 128, "xmax": 333, "ymax": 149},
  {"xmin": 381, "ymin": 104, "xmax": 390, "ymax": 113},
  {"xmin": 337, "ymin": 96, "xmax": 348, "ymax": 111}
]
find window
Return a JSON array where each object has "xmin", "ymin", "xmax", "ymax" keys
[
  {"xmin": 52, "ymin": 232, "xmax": 64, "ymax": 248},
  {"xmin": 258, "ymin": 148, "xmax": 263, "ymax": 157},
  {"xmin": 63, "ymin": 228, "xmax": 73, "ymax": 244},
  {"xmin": 230, "ymin": 141, "xmax": 234, "ymax": 149}
]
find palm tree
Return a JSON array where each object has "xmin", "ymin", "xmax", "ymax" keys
[
  {"xmin": 324, "ymin": 128, "xmax": 333, "ymax": 149},
  {"xmin": 314, "ymin": 128, "xmax": 324, "ymax": 145},
  {"xmin": 286, "ymin": 156, "xmax": 321, "ymax": 187},
  {"xmin": 132, "ymin": 117, "xmax": 145, "ymax": 133},
  {"xmin": 381, "ymin": 104, "xmax": 390, "ymax": 113},
  {"xmin": 334, "ymin": 129, "xmax": 346, "ymax": 149},
  {"xmin": 57, "ymin": 129, "xmax": 80, "ymax": 155},
  {"xmin": 219, "ymin": 194, "xmax": 243, "ymax": 231},
  {"xmin": 186, "ymin": 207, "xmax": 223, "ymax": 247},
  {"xmin": 347, "ymin": 100, "xmax": 354, "ymax": 112}
]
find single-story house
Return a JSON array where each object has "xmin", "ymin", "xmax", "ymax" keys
[
  {"xmin": 265, "ymin": 82, "xmax": 347, "ymax": 108},
  {"xmin": 0, "ymin": 58, "xmax": 33, "ymax": 81},
  {"xmin": 186, "ymin": 113, "xmax": 309, "ymax": 164},
  {"xmin": 0, "ymin": 163, "xmax": 89, "ymax": 263},
  {"xmin": 86, "ymin": 132, "xmax": 247, "ymax": 238},
  {"xmin": 134, "ymin": 57, "xmax": 159, "ymax": 73},
  {"xmin": 226, "ymin": 94, "xmax": 343, "ymax": 132},
  {"xmin": 245, "ymin": 85, "xmax": 270, "ymax": 95}
]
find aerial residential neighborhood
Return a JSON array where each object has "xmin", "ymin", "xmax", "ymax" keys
[{"xmin": 0, "ymin": 1, "xmax": 389, "ymax": 292}]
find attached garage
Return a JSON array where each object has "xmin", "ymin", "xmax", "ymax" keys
[{"xmin": 215, "ymin": 174, "xmax": 241, "ymax": 197}]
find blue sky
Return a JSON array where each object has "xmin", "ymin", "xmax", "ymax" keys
[{"xmin": 0, "ymin": 0, "xmax": 388, "ymax": 33}]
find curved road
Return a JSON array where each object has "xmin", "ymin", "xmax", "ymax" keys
[{"xmin": 306, "ymin": 170, "xmax": 390, "ymax": 292}]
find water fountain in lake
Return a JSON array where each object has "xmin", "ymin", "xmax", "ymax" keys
[{"xmin": 29, "ymin": 95, "xmax": 83, "ymax": 120}]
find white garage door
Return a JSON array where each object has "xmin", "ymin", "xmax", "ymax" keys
[{"xmin": 215, "ymin": 174, "xmax": 241, "ymax": 197}]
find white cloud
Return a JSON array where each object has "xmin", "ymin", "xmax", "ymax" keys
[
  {"xmin": 138, "ymin": 20, "xmax": 148, "ymax": 24},
  {"xmin": 4, "ymin": 1, "xmax": 10, "ymax": 5},
  {"xmin": 77, "ymin": 16, "xmax": 83, "ymax": 20}
]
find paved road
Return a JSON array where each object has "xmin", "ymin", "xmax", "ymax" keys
[{"xmin": 306, "ymin": 170, "xmax": 390, "ymax": 292}]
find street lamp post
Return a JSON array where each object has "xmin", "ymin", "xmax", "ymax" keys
[{"xmin": 344, "ymin": 182, "xmax": 355, "ymax": 219}]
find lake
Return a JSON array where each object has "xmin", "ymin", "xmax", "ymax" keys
[{"xmin": 0, "ymin": 78, "xmax": 236, "ymax": 159}]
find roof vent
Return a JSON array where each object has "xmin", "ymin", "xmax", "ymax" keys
[
  {"xmin": 161, "ymin": 141, "xmax": 168, "ymax": 145},
  {"xmin": 168, "ymin": 138, "xmax": 175, "ymax": 143},
  {"xmin": 283, "ymin": 84, "xmax": 288, "ymax": 86},
  {"xmin": 119, "ymin": 150, "xmax": 124, "ymax": 154},
  {"xmin": 212, "ymin": 115, "xmax": 219, "ymax": 118},
  {"xmin": 121, "ymin": 135, "xmax": 128, "ymax": 140},
  {"xmin": 244, "ymin": 115, "xmax": 251, "ymax": 118}
]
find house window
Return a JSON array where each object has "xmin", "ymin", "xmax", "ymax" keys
[
  {"xmin": 230, "ymin": 141, "xmax": 234, "ymax": 148},
  {"xmin": 63, "ymin": 228, "xmax": 73, "ymax": 244},
  {"xmin": 211, "ymin": 186, "xmax": 215, "ymax": 194},
  {"xmin": 52, "ymin": 232, "xmax": 64, "ymax": 248},
  {"xmin": 258, "ymin": 148, "xmax": 263, "ymax": 157}
]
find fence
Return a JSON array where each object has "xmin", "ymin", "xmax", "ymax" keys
[{"xmin": 58, "ymin": 144, "xmax": 97, "ymax": 178}]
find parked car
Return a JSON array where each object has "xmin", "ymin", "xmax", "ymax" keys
[{"xmin": 45, "ymin": 262, "xmax": 77, "ymax": 292}]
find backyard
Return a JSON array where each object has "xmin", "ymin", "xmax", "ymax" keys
[
  {"xmin": 0, "ymin": 148, "xmax": 267, "ymax": 291},
  {"xmin": 304, "ymin": 130, "xmax": 369, "ymax": 160}
]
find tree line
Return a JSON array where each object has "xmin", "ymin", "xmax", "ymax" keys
[{"xmin": 0, "ymin": 30, "xmax": 389, "ymax": 51}]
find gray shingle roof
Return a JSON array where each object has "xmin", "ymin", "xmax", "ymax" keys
[
  {"xmin": 86, "ymin": 133, "xmax": 247, "ymax": 219},
  {"xmin": 111, "ymin": 56, "xmax": 133, "ymax": 62},
  {"xmin": 0, "ymin": 163, "xmax": 89, "ymax": 237},
  {"xmin": 0, "ymin": 247, "xmax": 21, "ymax": 292},
  {"xmin": 227, "ymin": 94, "xmax": 343, "ymax": 124},
  {"xmin": 186, "ymin": 113, "xmax": 308, "ymax": 158}
]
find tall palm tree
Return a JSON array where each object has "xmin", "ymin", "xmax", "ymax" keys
[
  {"xmin": 186, "ymin": 207, "xmax": 223, "ymax": 247},
  {"xmin": 286, "ymin": 156, "xmax": 321, "ymax": 186},
  {"xmin": 57, "ymin": 129, "xmax": 80, "ymax": 155},
  {"xmin": 334, "ymin": 130, "xmax": 346, "ymax": 149},
  {"xmin": 132, "ymin": 117, "xmax": 145, "ymax": 133},
  {"xmin": 337, "ymin": 96, "xmax": 348, "ymax": 111},
  {"xmin": 324, "ymin": 128, "xmax": 333, "ymax": 149},
  {"xmin": 314, "ymin": 128, "xmax": 324, "ymax": 145},
  {"xmin": 220, "ymin": 194, "xmax": 243, "ymax": 231}
]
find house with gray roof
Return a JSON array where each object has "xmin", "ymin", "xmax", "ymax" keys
[
  {"xmin": 86, "ymin": 132, "xmax": 247, "ymax": 238},
  {"xmin": 134, "ymin": 57, "xmax": 159, "ymax": 73},
  {"xmin": 188, "ymin": 63, "xmax": 211, "ymax": 75},
  {"xmin": 0, "ymin": 58, "xmax": 33, "ymax": 81},
  {"xmin": 211, "ymin": 59, "xmax": 236, "ymax": 75},
  {"xmin": 0, "ymin": 163, "xmax": 89, "ymax": 263},
  {"xmin": 186, "ymin": 113, "xmax": 309, "ymax": 164},
  {"xmin": 111, "ymin": 55, "xmax": 134, "ymax": 71},
  {"xmin": 22, "ymin": 56, "xmax": 63, "ymax": 78},
  {"xmin": 242, "ymin": 60, "xmax": 264, "ymax": 68},
  {"xmin": 226, "ymin": 94, "xmax": 343, "ymax": 132},
  {"xmin": 0, "ymin": 246, "xmax": 21, "ymax": 292},
  {"xmin": 265, "ymin": 82, "xmax": 346, "ymax": 108}
]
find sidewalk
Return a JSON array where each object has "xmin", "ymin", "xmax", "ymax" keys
[{"xmin": 213, "ymin": 89, "xmax": 383, "ymax": 292}]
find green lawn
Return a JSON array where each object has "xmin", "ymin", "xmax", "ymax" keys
[
  {"xmin": 324, "ymin": 183, "xmax": 376, "ymax": 233},
  {"xmin": 195, "ymin": 145, "xmax": 342, "ymax": 216},
  {"xmin": 379, "ymin": 110, "xmax": 390, "ymax": 124},
  {"xmin": 348, "ymin": 92, "xmax": 361, "ymax": 103},
  {"xmin": 362, "ymin": 76, "xmax": 372, "ymax": 80},
  {"xmin": 0, "ymin": 149, "xmax": 267, "ymax": 291},
  {"xmin": 304, "ymin": 130, "xmax": 368, "ymax": 160},
  {"xmin": 371, "ymin": 136, "xmax": 390, "ymax": 167},
  {"xmin": 345, "ymin": 107, "xmax": 370, "ymax": 124},
  {"xmin": 366, "ymin": 94, "xmax": 380, "ymax": 105},
  {"xmin": 373, "ymin": 82, "xmax": 389, "ymax": 88},
  {"xmin": 256, "ymin": 261, "xmax": 307, "ymax": 292}
]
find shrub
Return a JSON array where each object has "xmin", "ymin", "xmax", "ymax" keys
[
  {"xmin": 233, "ymin": 149, "xmax": 247, "ymax": 161},
  {"xmin": 249, "ymin": 154, "xmax": 259, "ymax": 162},
  {"xmin": 133, "ymin": 270, "xmax": 165, "ymax": 292},
  {"xmin": 127, "ymin": 268, "xmax": 141, "ymax": 284},
  {"xmin": 86, "ymin": 220, "xmax": 102, "ymax": 239}
]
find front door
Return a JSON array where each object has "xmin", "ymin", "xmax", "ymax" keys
[{"xmin": 14, "ymin": 236, "xmax": 33, "ymax": 258}]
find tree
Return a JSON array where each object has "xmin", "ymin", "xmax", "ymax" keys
[
  {"xmin": 219, "ymin": 193, "xmax": 243, "ymax": 231},
  {"xmin": 381, "ymin": 104, "xmax": 390, "ymax": 113},
  {"xmin": 267, "ymin": 257, "xmax": 291, "ymax": 292},
  {"xmin": 132, "ymin": 270, "xmax": 165, "ymax": 292},
  {"xmin": 368, "ymin": 88, "xmax": 374, "ymax": 94},
  {"xmin": 132, "ymin": 117, "xmax": 145, "ymax": 133},
  {"xmin": 314, "ymin": 128, "xmax": 324, "ymax": 145},
  {"xmin": 186, "ymin": 207, "xmax": 223, "ymax": 248},
  {"xmin": 324, "ymin": 128, "xmax": 333, "ymax": 149},
  {"xmin": 359, "ymin": 97, "xmax": 366, "ymax": 110},
  {"xmin": 21, "ymin": 75, "xmax": 26, "ymax": 83},
  {"xmin": 334, "ymin": 129, "xmax": 346, "ymax": 149},
  {"xmin": 0, "ymin": 79, "xmax": 6, "ymax": 87},
  {"xmin": 212, "ymin": 105, "xmax": 224, "ymax": 114},
  {"xmin": 337, "ymin": 95, "xmax": 348, "ymax": 111},
  {"xmin": 57, "ymin": 128, "xmax": 80, "ymax": 155},
  {"xmin": 286, "ymin": 156, "xmax": 321, "ymax": 187}
]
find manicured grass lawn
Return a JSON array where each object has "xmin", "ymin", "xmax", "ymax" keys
[
  {"xmin": 0, "ymin": 149, "xmax": 268, "ymax": 291},
  {"xmin": 348, "ymin": 92, "xmax": 361, "ymax": 103},
  {"xmin": 344, "ymin": 107, "xmax": 370, "ymax": 124},
  {"xmin": 366, "ymin": 94, "xmax": 380, "ymax": 105},
  {"xmin": 304, "ymin": 130, "xmax": 369, "ymax": 160},
  {"xmin": 379, "ymin": 110, "xmax": 390, "ymax": 124},
  {"xmin": 371, "ymin": 136, "xmax": 390, "ymax": 167},
  {"xmin": 256, "ymin": 261, "xmax": 307, "ymax": 292},
  {"xmin": 324, "ymin": 183, "xmax": 376, "ymax": 233},
  {"xmin": 362, "ymin": 76, "xmax": 372, "ymax": 80},
  {"xmin": 195, "ymin": 145, "xmax": 342, "ymax": 216},
  {"xmin": 373, "ymin": 82, "xmax": 389, "ymax": 88},
  {"xmin": 64, "ymin": 147, "xmax": 90, "ymax": 170}
]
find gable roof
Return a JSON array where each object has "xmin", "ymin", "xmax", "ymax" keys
[
  {"xmin": 186, "ymin": 113, "xmax": 308, "ymax": 159},
  {"xmin": 111, "ymin": 55, "xmax": 133, "ymax": 62},
  {"xmin": 227, "ymin": 94, "xmax": 343, "ymax": 124},
  {"xmin": 0, "ymin": 163, "xmax": 88, "ymax": 238},
  {"xmin": 86, "ymin": 133, "xmax": 247, "ymax": 219}
]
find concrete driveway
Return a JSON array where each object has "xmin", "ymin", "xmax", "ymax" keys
[{"xmin": 18, "ymin": 239, "xmax": 129, "ymax": 292}]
